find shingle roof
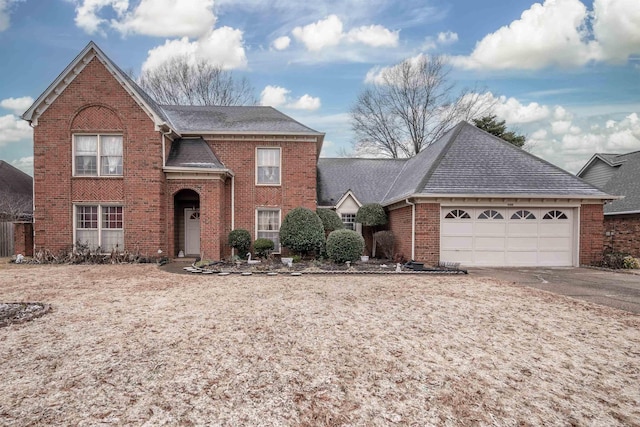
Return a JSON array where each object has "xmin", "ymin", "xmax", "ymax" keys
[
  {"xmin": 160, "ymin": 105, "xmax": 323, "ymax": 135},
  {"xmin": 166, "ymin": 138, "xmax": 225, "ymax": 169},
  {"xmin": 0, "ymin": 160, "xmax": 33, "ymax": 215},
  {"xmin": 317, "ymin": 121, "xmax": 612, "ymax": 207},
  {"xmin": 418, "ymin": 122, "xmax": 609, "ymax": 197},
  {"xmin": 598, "ymin": 151, "xmax": 640, "ymax": 214},
  {"xmin": 317, "ymin": 158, "xmax": 406, "ymax": 205}
]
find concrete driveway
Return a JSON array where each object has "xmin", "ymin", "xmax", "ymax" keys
[{"xmin": 470, "ymin": 267, "xmax": 640, "ymax": 314}]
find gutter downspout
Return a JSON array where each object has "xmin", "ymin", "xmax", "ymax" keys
[
  {"xmin": 406, "ymin": 198, "xmax": 415, "ymax": 260},
  {"xmin": 231, "ymin": 174, "xmax": 235, "ymax": 257},
  {"xmin": 160, "ymin": 130, "xmax": 170, "ymax": 167}
]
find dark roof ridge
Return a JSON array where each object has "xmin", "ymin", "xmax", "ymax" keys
[
  {"xmin": 0, "ymin": 160, "xmax": 32, "ymax": 180},
  {"xmin": 413, "ymin": 121, "xmax": 467, "ymax": 196}
]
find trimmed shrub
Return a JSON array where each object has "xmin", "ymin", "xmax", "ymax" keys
[
  {"xmin": 623, "ymin": 255, "xmax": 640, "ymax": 269},
  {"xmin": 316, "ymin": 209, "xmax": 344, "ymax": 234},
  {"xmin": 228, "ymin": 229, "xmax": 251, "ymax": 257},
  {"xmin": 254, "ymin": 238, "xmax": 274, "ymax": 258},
  {"xmin": 279, "ymin": 207, "xmax": 325, "ymax": 255},
  {"xmin": 374, "ymin": 230, "xmax": 395, "ymax": 259},
  {"xmin": 355, "ymin": 203, "xmax": 387, "ymax": 227},
  {"xmin": 326, "ymin": 229, "xmax": 365, "ymax": 263}
]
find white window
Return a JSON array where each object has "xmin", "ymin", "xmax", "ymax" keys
[
  {"xmin": 257, "ymin": 209, "xmax": 280, "ymax": 252},
  {"xmin": 74, "ymin": 134, "xmax": 123, "ymax": 176},
  {"xmin": 75, "ymin": 205, "xmax": 124, "ymax": 251},
  {"xmin": 341, "ymin": 213, "xmax": 357, "ymax": 230},
  {"xmin": 256, "ymin": 148, "xmax": 280, "ymax": 185}
]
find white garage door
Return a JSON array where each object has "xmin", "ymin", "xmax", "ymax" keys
[{"xmin": 440, "ymin": 207, "xmax": 575, "ymax": 267}]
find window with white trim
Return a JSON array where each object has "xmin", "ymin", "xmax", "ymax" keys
[
  {"xmin": 543, "ymin": 210, "xmax": 568, "ymax": 220},
  {"xmin": 341, "ymin": 213, "xmax": 357, "ymax": 230},
  {"xmin": 511, "ymin": 210, "xmax": 536, "ymax": 220},
  {"xmin": 75, "ymin": 205, "xmax": 124, "ymax": 251},
  {"xmin": 445, "ymin": 209, "xmax": 471, "ymax": 219},
  {"xmin": 478, "ymin": 209, "xmax": 504, "ymax": 219},
  {"xmin": 74, "ymin": 134, "xmax": 123, "ymax": 176},
  {"xmin": 257, "ymin": 209, "xmax": 280, "ymax": 252},
  {"xmin": 256, "ymin": 148, "xmax": 280, "ymax": 185}
]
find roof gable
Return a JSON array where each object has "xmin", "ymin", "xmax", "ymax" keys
[
  {"xmin": 22, "ymin": 41, "xmax": 167, "ymax": 128},
  {"xmin": 0, "ymin": 160, "xmax": 32, "ymax": 196},
  {"xmin": 598, "ymin": 151, "xmax": 640, "ymax": 214}
]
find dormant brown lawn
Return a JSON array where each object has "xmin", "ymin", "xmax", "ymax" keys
[{"xmin": 1, "ymin": 264, "xmax": 638, "ymax": 426}]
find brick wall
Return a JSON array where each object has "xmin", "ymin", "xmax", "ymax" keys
[
  {"xmin": 387, "ymin": 202, "xmax": 440, "ymax": 265},
  {"xmin": 13, "ymin": 222, "xmax": 33, "ymax": 257},
  {"xmin": 388, "ymin": 205, "xmax": 412, "ymax": 260},
  {"xmin": 604, "ymin": 213, "xmax": 640, "ymax": 257},
  {"xmin": 415, "ymin": 203, "xmax": 440, "ymax": 265},
  {"xmin": 580, "ymin": 203, "xmax": 604, "ymax": 265},
  {"xmin": 209, "ymin": 138, "xmax": 318, "ymax": 253},
  {"xmin": 33, "ymin": 57, "xmax": 165, "ymax": 255}
]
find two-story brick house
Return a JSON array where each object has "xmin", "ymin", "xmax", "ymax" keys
[
  {"xmin": 23, "ymin": 42, "xmax": 614, "ymax": 267},
  {"xmin": 22, "ymin": 42, "xmax": 323, "ymax": 259}
]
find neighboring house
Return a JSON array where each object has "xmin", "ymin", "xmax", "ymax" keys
[
  {"xmin": 319, "ymin": 122, "xmax": 613, "ymax": 267},
  {"xmin": 22, "ymin": 42, "xmax": 323, "ymax": 258},
  {"xmin": 577, "ymin": 151, "xmax": 640, "ymax": 257},
  {"xmin": 22, "ymin": 42, "xmax": 613, "ymax": 267},
  {"xmin": 0, "ymin": 160, "xmax": 33, "ymax": 221}
]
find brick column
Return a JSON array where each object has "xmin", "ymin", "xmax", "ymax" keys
[{"xmin": 580, "ymin": 204, "xmax": 604, "ymax": 265}]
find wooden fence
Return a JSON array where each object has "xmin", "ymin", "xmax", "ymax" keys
[{"xmin": 0, "ymin": 222, "xmax": 15, "ymax": 257}]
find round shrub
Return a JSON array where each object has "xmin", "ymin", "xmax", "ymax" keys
[
  {"xmin": 228, "ymin": 229, "xmax": 251, "ymax": 257},
  {"xmin": 279, "ymin": 207, "xmax": 325, "ymax": 255},
  {"xmin": 316, "ymin": 209, "xmax": 344, "ymax": 233},
  {"xmin": 326, "ymin": 229, "xmax": 365, "ymax": 263},
  {"xmin": 254, "ymin": 238, "xmax": 274, "ymax": 258},
  {"xmin": 355, "ymin": 203, "xmax": 387, "ymax": 227}
]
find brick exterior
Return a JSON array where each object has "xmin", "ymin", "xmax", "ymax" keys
[
  {"xmin": 388, "ymin": 205, "xmax": 412, "ymax": 260},
  {"xmin": 387, "ymin": 202, "xmax": 440, "ymax": 265},
  {"xmin": 580, "ymin": 203, "xmax": 604, "ymax": 265},
  {"xmin": 32, "ymin": 56, "xmax": 318, "ymax": 260},
  {"xmin": 13, "ymin": 222, "xmax": 33, "ymax": 257},
  {"xmin": 604, "ymin": 213, "xmax": 640, "ymax": 257},
  {"xmin": 415, "ymin": 203, "xmax": 440, "ymax": 265}
]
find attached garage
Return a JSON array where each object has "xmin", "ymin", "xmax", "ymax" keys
[
  {"xmin": 440, "ymin": 207, "xmax": 577, "ymax": 267},
  {"xmin": 318, "ymin": 122, "xmax": 614, "ymax": 268}
]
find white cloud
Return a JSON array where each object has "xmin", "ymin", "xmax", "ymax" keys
[
  {"xmin": 271, "ymin": 36, "xmax": 291, "ymax": 51},
  {"xmin": 292, "ymin": 14, "xmax": 343, "ymax": 52},
  {"xmin": 111, "ymin": 0, "xmax": 215, "ymax": 38},
  {"xmin": 364, "ymin": 53, "xmax": 428, "ymax": 85},
  {"xmin": 142, "ymin": 27, "xmax": 247, "ymax": 72},
  {"xmin": 437, "ymin": 31, "xmax": 458, "ymax": 45},
  {"xmin": 260, "ymin": 85, "xmax": 289, "ymax": 107},
  {"xmin": 345, "ymin": 24, "xmax": 399, "ymax": 48},
  {"xmin": 451, "ymin": 0, "xmax": 597, "ymax": 70},
  {"xmin": 291, "ymin": 14, "xmax": 397, "ymax": 52},
  {"xmin": 551, "ymin": 120, "xmax": 573, "ymax": 135},
  {"xmin": 451, "ymin": 0, "xmax": 640, "ymax": 70},
  {"xmin": 288, "ymin": 94, "xmax": 321, "ymax": 111},
  {"xmin": 493, "ymin": 95, "xmax": 550, "ymax": 124},
  {"xmin": 0, "ymin": 96, "xmax": 34, "ymax": 115},
  {"xmin": 0, "ymin": 114, "xmax": 32, "ymax": 147},
  {"xmin": 592, "ymin": 0, "xmax": 640, "ymax": 63},
  {"xmin": 73, "ymin": 0, "xmax": 128, "ymax": 35},
  {"xmin": 0, "ymin": 0, "xmax": 20, "ymax": 32},
  {"xmin": 260, "ymin": 85, "xmax": 321, "ymax": 111},
  {"xmin": 11, "ymin": 156, "xmax": 33, "ymax": 176}
]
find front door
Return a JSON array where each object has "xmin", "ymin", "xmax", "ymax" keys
[{"xmin": 185, "ymin": 208, "xmax": 200, "ymax": 256}]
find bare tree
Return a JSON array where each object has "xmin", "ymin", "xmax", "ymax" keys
[
  {"xmin": 0, "ymin": 191, "xmax": 32, "ymax": 221},
  {"xmin": 351, "ymin": 55, "xmax": 494, "ymax": 158},
  {"xmin": 139, "ymin": 55, "xmax": 258, "ymax": 106}
]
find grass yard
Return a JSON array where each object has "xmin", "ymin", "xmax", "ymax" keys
[{"xmin": 0, "ymin": 263, "xmax": 638, "ymax": 426}]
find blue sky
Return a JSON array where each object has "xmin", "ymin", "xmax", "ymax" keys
[{"xmin": 1, "ymin": 0, "xmax": 639, "ymax": 175}]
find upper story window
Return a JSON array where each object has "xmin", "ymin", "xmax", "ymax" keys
[
  {"xmin": 256, "ymin": 148, "xmax": 280, "ymax": 185},
  {"xmin": 74, "ymin": 134, "xmax": 123, "ymax": 177}
]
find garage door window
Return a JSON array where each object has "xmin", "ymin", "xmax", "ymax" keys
[
  {"xmin": 445, "ymin": 209, "xmax": 471, "ymax": 219},
  {"xmin": 511, "ymin": 210, "xmax": 536, "ymax": 220},
  {"xmin": 478, "ymin": 209, "xmax": 503, "ymax": 219},
  {"xmin": 543, "ymin": 210, "xmax": 568, "ymax": 220}
]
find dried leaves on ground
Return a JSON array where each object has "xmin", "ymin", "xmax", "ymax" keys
[{"xmin": 0, "ymin": 264, "xmax": 639, "ymax": 426}]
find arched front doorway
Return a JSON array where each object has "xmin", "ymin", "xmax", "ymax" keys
[{"xmin": 174, "ymin": 189, "xmax": 200, "ymax": 257}]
